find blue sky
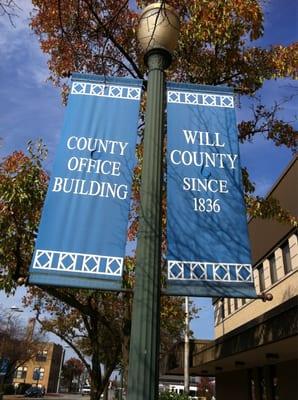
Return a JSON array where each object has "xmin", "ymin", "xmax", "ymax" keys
[{"xmin": 0, "ymin": 0, "xmax": 297, "ymax": 350}]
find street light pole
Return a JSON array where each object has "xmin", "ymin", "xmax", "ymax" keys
[
  {"xmin": 127, "ymin": 3, "xmax": 179, "ymax": 400},
  {"xmin": 184, "ymin": 297, "xmax": 190, "ymax": 396},
  {"xmin": 56, "ymin": 347, "xmax": 66, "ymax": 393},
  {"xmin": 127, "ymin": 48, "xmax": 169, "ymax": 400}
]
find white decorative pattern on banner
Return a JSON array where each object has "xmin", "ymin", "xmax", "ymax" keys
[
  {"xmin": 33, "ymin": 250, "xmax": 123, "ymax": 276},
  {"xmin": 168, "ymin": 261, "xmax": 253, "ymax": 282},
  {"xmin": 167, "ymin": 90, "xmax": 234, "ymax": 108},
  {"xmin": 71, "ymin": 81, "xmax": 141, "ymax": 100}
]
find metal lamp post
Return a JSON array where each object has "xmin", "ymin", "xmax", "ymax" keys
[
  {"xmin": 127, "ymin": 3, "xmax": 179, "ymax": 400},
  {"xmin": 56, "ymin": 346, "xmax": 69, "ymax": 393},
  {"xmin": 184, "ymin": 297, "xmax": 190, "ymax": 396}
]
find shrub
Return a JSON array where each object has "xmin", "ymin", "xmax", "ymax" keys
[{"xmin": 159, "ymin": 391, "xmax": 189, "ymax": 400}]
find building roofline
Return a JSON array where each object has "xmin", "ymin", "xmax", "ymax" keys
[
  {"xmin": 264, "ymin": 154, "xmax": 297, "ymax": 199},
  {"xmin": 194, "ymin": 295, "xmax": 298, "ymax": 357},
  {"xmin": 248, "ymin": 154, "xmax": 297, "ymax": 224}
]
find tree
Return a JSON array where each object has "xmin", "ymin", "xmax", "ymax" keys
[
  {"xmin": 25, "ymin": 274, "xmax": 188, "ymax": 397},
  {"xmin": 62, "ymin": 358, "xmax": 84, "ymax": 392},
  {"xmin": 0, "ymin": 307, "xmax": 44, "ymax": 383},
  {"xmin": 29, "ymin": 0, "xmax": 297, "ymax": 222},
  {"xmin": 0, "ymin": 143, "xmax": 189, "ymax": 399},
  {"xmin": 1, "ymin": 1, "xmax": 298, "ymax": 399},
  {"xmin": 0, "ymin": 140, "xmax": 48, "ymax": 293}
]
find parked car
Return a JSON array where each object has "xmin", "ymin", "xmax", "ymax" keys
[
  {"xmin": 16, "ymin": 383, "xmax": 32, "ymax": 395},
  {"xmin": 81, "ymin": 385, "xmax": 91, "ymax": 396},
  {"xmin": 24, "ymin": 386, "xmax": 45, "ymax": 398}
]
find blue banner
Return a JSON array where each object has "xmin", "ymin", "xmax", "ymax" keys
[
  {"xmin": 166, "ymin": 82, "xmax": 256, "ymax": 298},
  {"xmin": 29, "ymin": 73, "xmax": 142, "ymax": 290}
]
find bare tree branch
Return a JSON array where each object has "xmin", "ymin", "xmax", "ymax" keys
[{"xmin": 0, "ymin": 0, "xmax": 21, "ymax": 26}]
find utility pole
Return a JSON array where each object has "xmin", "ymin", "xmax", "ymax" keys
[{"xmin": 184, "ymin": 296, "xmax": 190, "ymax": 396}]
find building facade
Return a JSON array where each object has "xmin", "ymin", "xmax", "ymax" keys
[
  {"xmin": 13, "ymin": 342, "xmax": 63, "ymax": 393},
  {"xmin": 162, "ymin": 156, "xmax": 298, "ymax": 400},
  {"xmin": 194, "ymin": 156, "xmax": 298, "ymax": 399}
]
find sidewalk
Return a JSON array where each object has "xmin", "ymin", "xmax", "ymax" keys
[{"xmin": 3, "ymin": 393, "xmax": 66, "ymax": 400}]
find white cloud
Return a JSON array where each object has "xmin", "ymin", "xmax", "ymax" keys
[{"xmin": 0, "ymin": 0, "xmax": 32, "ymax": 55}]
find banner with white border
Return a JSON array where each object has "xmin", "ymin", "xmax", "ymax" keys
[
  {"xmin": 166, "ymin": 82, "xmax": 256, "ymax": 298},
  {"xmin": 29, "ymin": 73, "xmax": 142, "ymax": 290}
]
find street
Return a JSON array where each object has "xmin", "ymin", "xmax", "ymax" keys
[{"xmin": 3, "ymin": 392, "xmax": 119, "ymax": 400}]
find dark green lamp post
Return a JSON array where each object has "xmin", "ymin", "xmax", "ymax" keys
[{"xmin": 127, "ymin": 3, "xmax": 179, "ymax": 400}]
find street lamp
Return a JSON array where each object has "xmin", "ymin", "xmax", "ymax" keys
[
  {"xmin": 127, "ymin": 3, "xmax": 179, "ymax": 400},
  {"xmin": 137, "ymin": 2, "xmax": 180, "ymax": 55}
]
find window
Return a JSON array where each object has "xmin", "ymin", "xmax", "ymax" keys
[
  {"xmin": 260, "ymin": 376, "xmax": 267, "ymax": 400},
  {"xmin": 249, "ymin": 369, "xmax": 256, "ymax": 400},
  {"xmin": 282, "ymin": 241, "xmax": 292, "ymax": 274},
  {"xmin": 269, "ymin": 254, "xmax": 277, "ymax": 284},
  {"xmin": 36, "ymin": 350, "xmax": 47, "ymax": 362},
  {"xmin": 214, "ymin": 307, "xmax": 220, "ymax": 324},
  {"xmin": 234, "ymin": 299, "xmax": 238, "ymax": 310},
  {"xmin": 227, "ymin": 299, "xmax": 231, "ymax": 315},
  {"xmin": 33, "ymin": 367, "xmax": 45, "ymax": 381},
  {"xmin": 257, "ymin": 264, "xmax": 265, "ymax": 292},
  {"xmin": 250, "ymin": 378, "xmax": 256, "ymax": 400},
  {"xmin": 215, "ymin": 301, "xmax": 224, "ymax": 324},
  {"xmin": 221, "ymin": 301, "xmax": 225, "ymax": 320},
  {"xmin": 241, "ymin": 298, "xmax": 246, "ymax": 306},
  {"xmin": 15, "ymin": 366, "xmax": 27, "ymax": 379},
  {"xmin": 270, "ymin": 365, "xmax": 279, "ymax": 400}
]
